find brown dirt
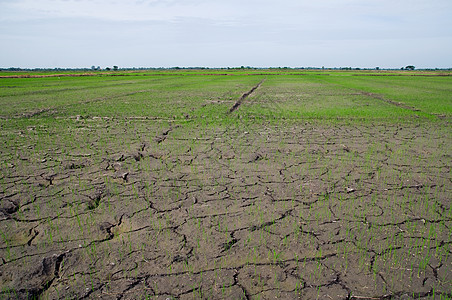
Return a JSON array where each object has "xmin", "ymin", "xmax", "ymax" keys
[{"xmin": 0, "ymin": 118, "xmax": 451, "ymax": 299}]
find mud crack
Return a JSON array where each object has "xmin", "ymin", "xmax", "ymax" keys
[{"xmin": 154, "ymin": 126, "xmax": 180, "ymax": 144}]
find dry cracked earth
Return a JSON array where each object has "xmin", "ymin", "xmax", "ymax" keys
[{"xmin": 0, "ymin": 83, "xmax": 451, "ymax": 300}]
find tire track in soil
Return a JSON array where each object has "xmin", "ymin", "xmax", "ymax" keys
[
  {"xmin": 1, "ymin": 89, "xmax": 156, "ymax": 120},
  {"xmin": 229, "ymin": 79, "xmax": 266, "ymax": 113},
  {"xmin": 316, "ymin": 77, "xmax": 442, "ymax": 119},
  {"xmin": 359, "ymin": 91, "xmax": 421, "ymax": 113},
  {"xmin": 352, "ymin": 88, "xmax": 449, "ymax": 120},
  {"xmin": 358, "ymin": 90, "xmax": 450, "ymax": 119}
]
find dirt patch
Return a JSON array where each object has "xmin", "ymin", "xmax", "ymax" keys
[{"xmin": 0, "ymin": 119, "xmax": 450, "ymax": 299}]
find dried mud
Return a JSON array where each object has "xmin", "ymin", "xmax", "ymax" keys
[{"xmin": 1, "ymin": 117, "xmax": 450, "ymax": 300}]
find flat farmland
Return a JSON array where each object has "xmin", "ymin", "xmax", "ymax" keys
[{"xmin": 0, "ymin": 70, "xmax": 451, "ymax": 299}]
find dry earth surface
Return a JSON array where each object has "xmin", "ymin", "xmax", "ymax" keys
[{"xmin": 0, "ymin": 71, "xmax": 451, "ymax": 299}]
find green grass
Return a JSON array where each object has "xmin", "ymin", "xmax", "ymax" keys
[
  {"xmin": 240, "ymin": 75, "xmax": 421, "ymax": 122},
  {"xmin": 2, "ymin": 70, "xmax": 450, "ymax": 123},
  {"xmin": 320, "ymin": 74, "xmax": 452, "ymax": 116}
]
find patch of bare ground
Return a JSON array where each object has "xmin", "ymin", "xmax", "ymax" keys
[{"xmin": 0, "ymin": 116, "xmax": 451, "ymax": 299}]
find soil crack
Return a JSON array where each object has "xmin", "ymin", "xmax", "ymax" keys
[{"xmin": 229, "ymin": 79, "xmax": 266, "ymax": 113}]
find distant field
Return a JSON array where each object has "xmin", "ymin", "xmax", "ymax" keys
[
  {"xmin": 1, "ymin": 68, "xmax": 451, "ymax": 77},
  {"xmin": 0, "ymin": 70, "xmax": 451, "ymax": 299}
]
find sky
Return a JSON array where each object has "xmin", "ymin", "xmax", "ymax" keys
[{"xmin": 0, "ymin": 0, "xmax": 451, "ymax": 69}]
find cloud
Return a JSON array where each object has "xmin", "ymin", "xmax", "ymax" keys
[
  {"xmin": 0, "ymin": 0, "xmax": 451, "ymax": 67},
  {"xmin": 1, "ymin": 0, "xmax": 447, "ymax": 21},
  {"xmin": 0, "ymin": 0, "xmax": 242, "ymax": 22},
  {"xmin": 2, "ymin": 0, "xmax": 452, "ymax": 31}
]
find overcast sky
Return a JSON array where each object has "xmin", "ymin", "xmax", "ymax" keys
[{"xmin": 1, "ymin": 0, "xmax": 451, "ymax": 68}]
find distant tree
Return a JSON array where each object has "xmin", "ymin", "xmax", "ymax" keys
[
  {"xmin": 405, "ymin": 65, "xmax": 415, "ymax": 70},
  {"xmin": 113, "ymin": 66, "xmax": 118, "ymax": 71},
  {"xmin": 91, "ymin": 66, "xmax": 96, "ymax": 70},
  {"xmin": 376, "ymin": 67, "xmax": 380, "ymax": 70},
  {"xmin": 105, "ymin": 67, "xmax": 111, "ymax": 71}
]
